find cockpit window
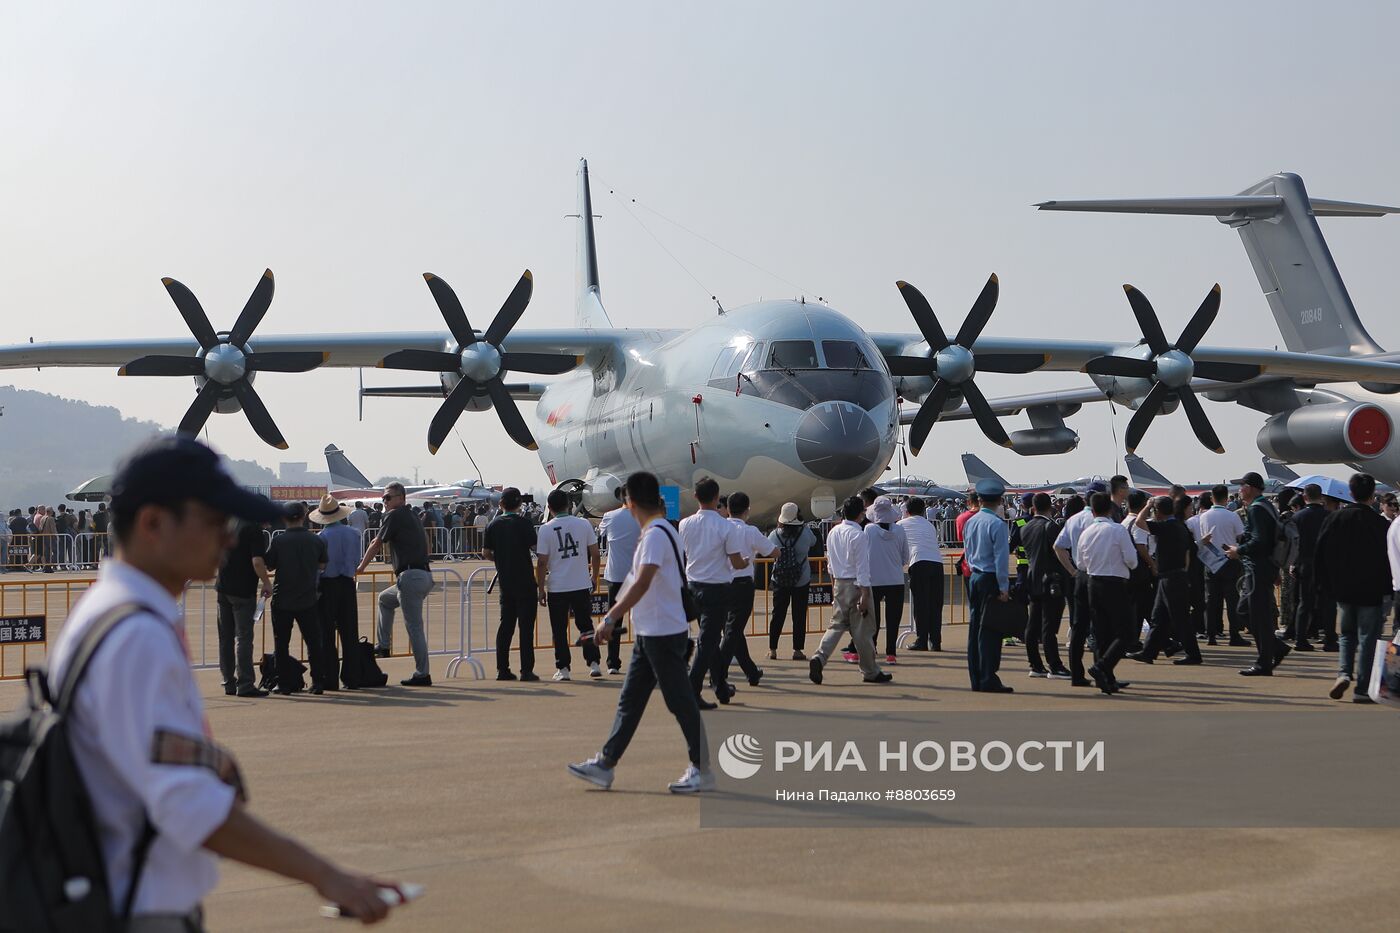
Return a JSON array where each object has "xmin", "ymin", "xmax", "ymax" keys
[
  {"xmin": 767, "ymin": 340, "xmax": 819, "ymax": 370},
  {"xmin": 822, "ymin": 340, "xmax": 873, "ymax": 370},
  {"xmin": 736, "ymin": 341, "xmax": 766, "ymax": 374},
  {"xmin": 710, "ymin": 345, "xmax": 740, "ymax": 380}
]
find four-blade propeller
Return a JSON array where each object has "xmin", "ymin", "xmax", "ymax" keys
[
  {"xmin": 884, "ymin": 274, "xmax": 1047, "ymax": 456},
  {"xmin": 377, "ymin": 271, "xmax": 578, "ymax": 453},
  {"xmin": 1084, "ymin": 284, "xmax": 1259, "ymax": 454},
  {"xmin": 119, "ymin": 270, "xmax": 326, "ymax": 449}
]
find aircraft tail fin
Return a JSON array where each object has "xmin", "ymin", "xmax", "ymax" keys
[
  {"xmin": 1037, "ymin": 173, "xmax": 1397, "ymax": 357},
  {"xmin": 1263, "ymin": 457, "xmax": 1300, "ymax": 485},
  {"xmin": 575, "ymin": 159, "xmax": 612, "ymax": 329},
  {"xmin": 961, "ymin": 453, "xmax": 1010, "ymax": 489},
  {"xmin": 325, "ymin": 444, "xmax": 372, "ymax": 489},
  {"xmin": 1124, "ymin": 453, "xmax": 1173, "ymax": 490}
]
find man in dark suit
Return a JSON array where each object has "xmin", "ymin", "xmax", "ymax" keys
[
  {"xmin": 1012, "ymin": 492, "xmax": 1071, "ymax": 679},
  {"xmin": 1291, "ymin": 483, "xmax": 1338, "ymax": 651}
]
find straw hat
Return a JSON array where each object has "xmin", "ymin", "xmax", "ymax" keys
[
  {"xmin": 778, "ymin": 502, "xmax": 803, "ymax": 525},
  {"xmin": 308, "ymin": 494, "xmax": 354, "ymax": 525}
]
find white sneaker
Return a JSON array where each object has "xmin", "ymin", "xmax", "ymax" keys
[
  {"xmin": 668, "ymin": 764, "xmax": 716, "ymax": 794},
  {"xmin": 1028, "ymin": 670, "xmax": 1048, "ymax": 678},
  {"xmin": 567, "ymin": 754, "xmax": 614, "ymax": 789},
  {"xmin": 552, "ymin": 668, "xmax": 571, "ymax": 682},
  {"xmin": 607, "ymin": 665, "xmax": 622, "ymax": 675},
  {"xmin": 589, "ymin": 662, "xmax": 603, "ymax": 678}
]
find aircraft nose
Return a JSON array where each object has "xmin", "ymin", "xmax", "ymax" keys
[{"xmin": 795, "ymin": 401, "xmax": 882, "ymax": 481}]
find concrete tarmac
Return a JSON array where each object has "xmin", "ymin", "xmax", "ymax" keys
[{"xmin": 10, "ymin": 622, "xmax": 1378, "ymax": 932}]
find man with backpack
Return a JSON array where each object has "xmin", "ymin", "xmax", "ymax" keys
[
  {"xmin": 1225, "ymin": 472, "xmax": 1292, "ymax": 676},
  {"xmin": 767, "ymin": 503, "xmax": 818, "ymax": 660},
  {"xmin": 2, "ymin": 436, "xmax": 396, "ymax": 931}
]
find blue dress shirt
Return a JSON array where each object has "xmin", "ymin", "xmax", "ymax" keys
[
  {"xmin": 319, "ymin": 523, "xmax": 362, "ymax": 579},
  {"xmin": 963, "ymin": 508, "xmax": 1010, "ymax": 592}
]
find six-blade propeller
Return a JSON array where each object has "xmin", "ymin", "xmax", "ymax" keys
[
  {"xmin": 1084, "ymin": 284, "xmax": 1259, "ymax": 454},
  {"xmin": 884, "ymin": 274, "xmax": 1047, "ymax": 456},
  {"xmin": 376, "ymin": 271, "xmax": 578, "ymax": 453},
  {"xmin": 119, "ymin": 270, "xmax": 326, "ymax": 449}
]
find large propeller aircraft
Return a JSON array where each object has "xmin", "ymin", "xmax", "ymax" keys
[{"xmin": 4, "ymin": 164, "xmax": 1400, "ymax": 521}]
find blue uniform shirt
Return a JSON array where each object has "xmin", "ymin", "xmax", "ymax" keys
[
  {"xmin": 963, "ymin": 507, "xmax": 1010, "ymax": 592},
  {"xmin": 319, "ymin": 523, "xmax": 362, "ymax": 579}
]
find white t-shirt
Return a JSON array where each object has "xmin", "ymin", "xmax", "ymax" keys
[
  {"xmin": 599, "ymin": 505, "xmax": 641, "ymax": 584},
  {"xmin": 536, "ymin": 514, "xmax": 597, "ymax": 593},
  {"xmin": 678, "ymin": 509, "xmax": 743, "ymax": 583},
  {"xmin": 729, "ymin": 517, "xmax": 778, "ymax": 579},
  {"xmin": 627, "ymin": 519, "xmax": 689, "ymax": 636}
]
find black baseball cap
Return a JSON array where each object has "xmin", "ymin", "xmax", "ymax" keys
[
  {"xmin": 109, "ymin": 435, "xmax": 285, "ymax": 524},
  {"xmin": 1239, "ymin": 471, "xmax": 1266, "ymax": 489}
]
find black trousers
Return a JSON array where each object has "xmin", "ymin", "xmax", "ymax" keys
[
  {"xmin": 1239, "ymin": 566, "xmax": 1285, "ymax": 669},
  {"xmin": 871, "ymin": 583, "xmax": 905, "ymax": 656},
  {"xmin": 1206, "ymin": 560, "xmax": 1245, "ymax": 640},
  {"xmin": 496, "ymin": 579, "xmax": 537, "ymax": 675},
  {"xmin": 601, "ymin": 632, "xmax": 706, "ymax": 768},
  {"xmin": 1129, "ymin": 572, "xmax": 1155, "ymax": 644},
  {"xmin": 547, "ymin": 588, "xmax": 600, "ymax": 670},
  {"xmin": 272, "ymin": 602, "xmax": 329, "ymax": 692},
  {"xmin": 1026, "ymin": 585, "xmax": 1067, "ymax": 673},
  {"xmin": 1087, "ymin": 576, "xmax": 1131, "ymax": 678},
  {"xmin": 907, "ymin": 560, "xmax": 944, "ymax": 648},
  {"xmin": 688, "ymin": 582, "xmax": 731, "ymax": 696},
  {"xmin": 1068, "ymin": 571, "xmax": 1092, "ymax": 680},
  {"xmin": 317, "ymin": 576, "xmax": 359, "ymax": 687},
  {"xmin": 1141, "ymin": 570, "xmax": 1195, "ymax": 661},
  {"xmin": 1295, "ymin": 567, "xmax": 1337, "ymax": 646},
  {"xmin": 1188, "ymin": 554, "xmax": 1206, "ymax": 634},
  {"xmin": 606, "ymin": 580, "xmax": 624, "ymax": 669},
  {"xmin": 769, "ymin": 583, "xmax": 809, "ymax": 651},
  {"xmin": 716, "ymin": 577, "xmax": 761, "ymax": 685}
]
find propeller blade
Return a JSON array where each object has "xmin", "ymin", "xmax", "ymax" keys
[
  {"xmin": 1124, "ymin": 381, "xmax": 1171, "ymax": 453},
  {"xmin": 177, "ymin": 380, "xmax": 223, "ymax": 436},
  {"xmin": 245, "ymin": 351, "xmax": 327, "ymax": 373},
  {"xmin": 379, "ymin": 349, "xmax": 463, "ymax": 372},
  {"xmin": 483, "ymin": 270, "xmax": 534, "ymax": 347},
  {"xmin": 895, "ymin": 281, "xmax": 950, "ymax": 351},
  {"xmin": 973, "ymin": 352, "xmax": 1047, "ymax": 374},
  {"xmin": 120, "ymin": 355, "xmax": 205, "ymax": 377},
  {"xmin": 500, "ymin": 351, "xmax": 579, "ymax": 376},
  {"xmin": 227, "ymin": 269, "xmax": 275, "ymax": 347},
  {"xmin": 423, "ymin": 274, "xmax": 477, "ymax": 348},
  {"xmin": 232, "ymin": 381, "xmax": 288, "ymax": 449},
  {"xmin": 1176, "ymin": 385, "xmax": 1224, "ymax": 453},
  {"xmin": 162, "ymin": 277, "xmax": 219, "ymax": 350},
  {"xmin": 953, "ymin": 273, "xmax": 999, "ymax": 348},
  {"xmin": 426, "ymin": 379, "xmax": 476, "ymax": 455},
  {"xmin": 1123, "ymin": 285, "xmax": 1170, "ymax": 355},
  {"xmin": 1192, "ymin": 360, "xmax": 1261, "ymax": 383},
  {"xmin": 907, "ymin": 379, "xmax": 953, "ymax": 457},
  {"xmin": 486, "ymin": 379, "xmax": 538, "ymax": 451},
  {"xmin": 1174, "ymin": 283, "xmax": 1221, "ymax": 353},
  {"xmin": 884, "ymin": 354, "xmax": 935, "ymax": 378},
  {"xmin": 1084, "ymin": 355, "xmax": 1157, "ymax": 378},
  {"xmin": 960, "ymin": 380, "xmax": 1012, "ymax": 448}
]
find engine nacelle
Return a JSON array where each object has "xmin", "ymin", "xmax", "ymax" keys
[
  {"xmin": 1007, "ymin": 426, "xmax": 1080, "ymax": 456},
  {"xmin": 553, "ymin": 473, "xmax": 623, "ymax": 518},
  {"xmin": 1256, "ymin": 402, "xmax": 1392, "ymax": 463}
]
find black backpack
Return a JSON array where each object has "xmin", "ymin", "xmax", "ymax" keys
[
  {"xmin": 258, "ymin": 652, "xmax": 306, "ymax": 693},
  {"xmin": 771, "ymin": 528, "xmax": 805, "ymax": 589},
  {"xmin": 0, "ymin": 603, "xmax": 156, "ymax": 932},
  {"xmin": 350, "ymin": 638, "xmax": 388, "ymax": 688}
]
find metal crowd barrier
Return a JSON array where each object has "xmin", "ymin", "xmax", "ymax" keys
[{"xmin": 0, "ymin": 533, "xmax": 111, "ymax": 573}]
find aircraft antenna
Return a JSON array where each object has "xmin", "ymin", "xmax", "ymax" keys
[
  {"xmin": 601, "ymin": 182, "xmax": 722, "ymax": 314},
  {"xmin": 1107, "ymin": 400, "xmax": 1123, "ymax": 476},
  {"xmin": 452, "ymin": 424, "xmax": 487, "ymax": 489}
]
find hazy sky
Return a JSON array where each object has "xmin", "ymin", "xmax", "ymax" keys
[{"xmin": 4, "ymin": 1, "xmax": 1400, "ymax": 488}]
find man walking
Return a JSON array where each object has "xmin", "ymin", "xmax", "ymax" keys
[
  {"xmin": 598, "ymin": 486, "xmax": 640, "ymax": 675},
  {"xmin": 1200, "ymin": 484, "xmax": 1248, "ymax": 646},
  {"xmin": 679, "ymin": 477, "xmax": 746, "ymax": 709},
  {"xmin": 1292, "ymin": 483, "xmax": 1338, "ymax": 651},
  {"xmin": 536, "ymin": 489, "xmax": 603, "ymax": 681},
  {"xmin": 265, "ymin": 501, "xmax": 331, "ymax": 695},
  {"xmin": 714, "ymin": 491, "xmax": 776, "ymax": 700},
  {"xmin": 962, "ymin": 479, "xmax": 1013, "ymax": 693},
  {"xmin": 482, "ymin": 487, "xmax": 539, "ymax": 681},
  {"xmin": 1014, "ymin": 492, "xmax": 1072, "ymax": 678},
  {"xmin": 1055, "ymin": 483, "xmax": 1105, "ymax": 686},
  {"xmin": 355, "ymin": 482, "xmax": 435, "ymax": 686},
  {"xmin": 1128, "ymin": 496, "xmax": 1200, "ymax": 666},
  {"xmin": 1315, "ymin": 473, "xmax": 1393, "ymax": 702},
  {"xmin": 899, "ymin": 496, "xmax": 945, "ymax": 652},
  {"xmin": 309, "ymin": 495, "xmax": 362, "ymax": 689},
  {"xmin": 1225, "ymin": 472, "xmax": 1292, "ymax": 676},
  {"xmin": 809, "ymin": 496, "xmax": 890, "ymax": 685},
  {"xmin": 568, "ymin": 472, "xmax": 714, "ymax": 794},
  {"xmin": 215, "ymin": 517, "xmax": 272, "ymax": 697},
  {"xmin": 1076, "ymin": 493, "xmax": 1139, "ymax": 694}
]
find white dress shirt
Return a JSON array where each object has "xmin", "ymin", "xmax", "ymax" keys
[
  {"xmin": 47, "ymin": 561, "xmax": 237, "ymax": 914},
  {"xmin": 626, "ymin": 520, "xmax": 690, "ymax": 637},
  {"xmin": 1122, "ymin": 513, "xmax": 1155, "ymax": 558},
  {"xmin": 865, "ymin": 522, "xmax": 910, "ymax": 587},
  {"xmin": 678, "ymin": 509, "xmax": 743, "ymax": 583},
  {"xmin": 1076, "ymin": 517, "xmax": 1139, "ymax": 578},
  {"xmin": 1054, "ymin": 508, "xmax": 1096, "ymax": 566},
  {"xmin": 599, "ymin": 505, "xmax": 641, "ymax": 584},
  {"xmin": 729, "ymin": 517, "xmax": 778, "ymax": 579},
  {"xmin": 897, "ymin": 515, "xmax": 943, "ymax": 564},
  {"xmin": 826, "ymin": 519, "xmax": 871, "ymax": 586},
  {"xmin": 1388, "ymin": 516, "xmax": 1400, "ymax": 594},
  {"xmin": 1198, "ymin": 505, "xmax": 1244, "ymax": 551}
]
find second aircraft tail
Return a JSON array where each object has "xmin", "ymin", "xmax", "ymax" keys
[{"xmin": 961, "ymin": 453, "xmax": 1010, "ymax": 490}]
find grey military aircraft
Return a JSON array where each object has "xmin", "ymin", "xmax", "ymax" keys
[
  {"xmin": 874, "ymin": 475, "xmax": 968, "ymax": 501},
  {"xmin": 960, "ymin": 453, "xmax": 1105, "ymax": 497},
  {"xmin": 5, "ymin": 165, "xmax": 1400, "ymax": 522}
]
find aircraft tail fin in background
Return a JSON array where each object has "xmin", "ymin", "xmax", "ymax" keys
[
  {"xmin": 961, "ymin": 453, "xmax": 1010, "ymax": 490},
  {"xmin": 325, "ymin": 444, "xmax": 372, "ymax": 489},
  {"xmin": 1263, "ymin": 457, "xmax": 1300, "ymax": 485},
  {"xmin": 575, "ymin": 159, "xmax": 612, "ymax": 329},
  {"xmin": 1037, "ymin": 173, "xmax": 1398, "ymax": 357},
  {"xmin": 1124, "ymin": 453, "xmax": 1173, "ymax": 490}
]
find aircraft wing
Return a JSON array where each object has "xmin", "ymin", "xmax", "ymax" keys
[
  {"xmin": 900, "ymin": 384, "xmax": 1116, "ymax": 424},
  {"xmin": 0, "ymin": 329, "xmax": 669, "ymax": 370}
]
